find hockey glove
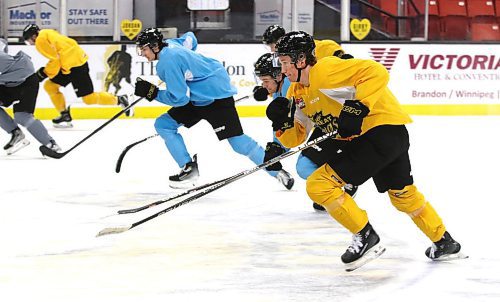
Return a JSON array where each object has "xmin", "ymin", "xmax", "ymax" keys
[
  {"xmin": 333, "ymin": 50, "xmax": 354, "ymax": 60},
  {"xmin": 36, "ymin": 67, "xmax": 48, "ymax": 81},
  {"xmin": 266, "ymin": 97, "xmax": 296, "ymax": 132},
  {"xmin": 253, "ymin": 85, "xmax": 269, "ymax": 101},
  {"xmin": 264, "ymin": 142, "xmax": 286, "ymax": 171},
  {"xmin": 134, "ymin": 78, "xmax": 158, "ymax": 101},
  {"xmin": 337, "ymin": 99, "xmax": 369, "ymax": 138}
]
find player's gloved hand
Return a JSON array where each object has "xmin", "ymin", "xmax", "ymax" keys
[
  {"xmin": 36, "ymin": 67, "xmax": 48, "ymax": 81},
  {"xmin": 266, "ymin": 97, "xmax": 296, "ymax": 132},
  {"xmin": 337, "ymin": 99, "xmax": 369, "ymax": 138},
  {"xmin": 264, "ymin": 142, "xmax": 286, "ymax": 171},
  {"xmin": 253, "ymin": 85, "xmax": 269, "ymax": 101},
  {"xmin": 333, "ymin": 50, "xmax": 354, "ymax": 60},
  {"xmin": 134, "ymin": 78, "xmax": 158, "ymax": 101}
]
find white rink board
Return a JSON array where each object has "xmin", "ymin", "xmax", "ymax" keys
[
  {"xmin": 342, "ymin": 43, "xmax": 500, "ymax": 104},
  {"xmin": 6, "ymin": 43, "xmax": 500, "ymax": 109}
]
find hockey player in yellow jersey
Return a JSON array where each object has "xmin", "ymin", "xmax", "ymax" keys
[
  {"xmin": 267, "ymin": 31, "xmax": 464, "ymax": 271},
  {"xmin": 22, "ymin": 24, "xmax": 130, "ymax": 128},
  {"xmin": 261, "ymin": 24, "xmax": 352, "ymax": 59}
]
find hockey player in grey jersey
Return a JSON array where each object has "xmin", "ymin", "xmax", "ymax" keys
[{"xmin": 0, "ymin": 48, "xmax": 61, "ymax": 155}]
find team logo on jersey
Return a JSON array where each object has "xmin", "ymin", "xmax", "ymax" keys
[
  {"xmin": 310, "ymin": 111, "xmax": 338, "ymax": 134},
  {"xmin": 369, "ymin": 47, "xmax": 400, "ymax": 71},
  {"xmin": 293, "ymin": 96, "xmax": 306, "ymax": 109}
]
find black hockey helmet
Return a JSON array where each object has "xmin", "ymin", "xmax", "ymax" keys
[
  {"xmin": 254, "ymin": 53, "xmax": 282, "ymax": 78},
  {"xmin": 22, "ymin": 24, "xmax": 40, "ymax": 41},
  {"xmin": 275, "ymin": 31, "xmax": 316, "ymax": 65},
  {"xmin": 262, "ymin": 25, "xmax": 286, "ymax": 45},
  {"xmin": 136, "ymin": 28, "xmax": 163, "ymax": 49}
]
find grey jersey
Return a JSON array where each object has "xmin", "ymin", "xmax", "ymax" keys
[{"xmin": 0, "ymin": 51, "xmax": 35, "ymax": 87}]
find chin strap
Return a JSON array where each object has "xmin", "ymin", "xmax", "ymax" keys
[{"xmin": 294, "ymin": 63, "xmax": 306, "ymax": 83}]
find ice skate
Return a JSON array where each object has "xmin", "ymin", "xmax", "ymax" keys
[
  {"xmin": 312, "ymin": 203, "xmax": 326, "ymax": 211},
  {"xmin": 118, "ymin": 94, "xmax": 133, "ymax": 117},
  {"xmin": 425, "ymin": 231, "xmax": 467, "ymax": 261},
  {"xmin": 276, "ymin": 169, "xmax": 294, "ymax": 190},
  {"xmin": 169, "ymin": 154, "xmax": 199, "ymax": 189},
  {"xmin": 44, "ymin": 139, "xmax": 62, "ymax": 153},
  {"xmin": 4, "ymin": 128, "xmax": 30, "ymax": 155},
  {"xmin": 342, "ymin": 223, "xmax": 386, "ymax": 272},
  {"xmin": 52, "ymin": 107, "xmax": 73, "ymax": 128}
]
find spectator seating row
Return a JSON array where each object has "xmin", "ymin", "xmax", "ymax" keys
[{"xmin": 366, "ymin": 0, "xmax": 500, "ymax": 41}]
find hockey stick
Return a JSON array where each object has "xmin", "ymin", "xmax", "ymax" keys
[
  {"xmin": 97, "ymin": 130, "xmax": 336, "ymax": 236},
  {"xmin": 115, "ymin": 134, "xmax": 159, "ymax": 173},
  {"xmin": 39, "ymin": 97, "xmax": 144, "ymax": 159},
  {"xmin": 114, "ymin": 94, "xmax": 251, "ymax": 173},
  {"xmin": 117, "ymin": 174, "xmax": 235, "ymax": 214}
]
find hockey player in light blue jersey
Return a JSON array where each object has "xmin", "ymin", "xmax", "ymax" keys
[{"xmin": 133, "ymin": 28, "xmax": 294, "ymax": 189}]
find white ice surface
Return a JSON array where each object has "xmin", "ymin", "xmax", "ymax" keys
[{"xmin": 1, "ymin": 116, "xmax": 499, "ymax": 302}]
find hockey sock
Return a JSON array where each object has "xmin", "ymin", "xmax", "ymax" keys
[
  {"xmin": 82, "ymin": 92, "xmax": 118, "ymax": 105},
  {"xmin": 389, "ymin": 185, "xmax": 446, "ymax": 242},
  {"xmin": 44, "ymin": 80, "xmax": 66, "ymax": 112},
  {"xmin": 307, "ymin": 164, "xmax": 368, "ymax": 234},
  {"xmin": 14, "ymin": 112, "xmax": 52, "ymax": 145},
  {"xmin": 0, "ymin": 108, "xmax": 17, "ymax": 133}
]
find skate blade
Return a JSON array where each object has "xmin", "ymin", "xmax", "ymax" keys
[
  {"xmin": 53, "ymin": 122, "xmax": 73, "ymax": 128},
  {"xmin": 169, "ymin": 179, "xmax": 199, "ymax": 189},
  {"xmin": 345, "ymin": 244, "xmax": 386, "ymax": 272},
  {"xmin": 431, "ymin": 252, "xmax": 469, "ymax": 262},
  {"xmin": 5, "ymin": 139, "xmax": 30, "ymax": 155}
]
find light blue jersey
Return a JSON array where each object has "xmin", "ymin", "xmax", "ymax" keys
[
  {"xmin": 272, "ymin": 77, "xmax": 290, "ymax": 99},
  {"xmin": 155, "ymin": 33, "xmax": 237, "ymax": 107},
  {"xmin": 167, "ymin": 32, "xmax": 198, "ymax": 51}
]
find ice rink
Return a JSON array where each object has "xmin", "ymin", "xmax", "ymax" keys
[{"xmin": 1, "ymin": 115, "xmax": 500, "ymax": 302}]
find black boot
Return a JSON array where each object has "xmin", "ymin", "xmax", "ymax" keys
[
  {"xmin": 341, "ymin": 223, "xmax": 386, "ymax": 271},
  {"xmin": 169, "ymin": 154, "xmax": 200, "ymax": 189},
  {"xmin": 4, "ymin": 127, "xmax": 30, "ymax": 155},
  {"xmin": 52, "ymin": 107, "xmax": 73, "ymax": 128},
  {"xmin": 117, "ymin": 95, "xmax": 133, "ymax": 117},
  {"xmin": 425, "ymin": 231, "xmax": 464, "ymax": 260}
]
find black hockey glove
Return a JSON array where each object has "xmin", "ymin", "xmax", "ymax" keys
[
  {"xmin": 264, "ymin": 142, "xmax": 286, "ymax": 171},
  {"xmin": 266, "ymin": 97, "xmax": 296, "ymax": 132},
  {"xmin": 36, "ymin": 67, "xmax": 48, "ymax": 81},
  {"xmin": 134, "ymin": 78, "xmax": 158, "ymax": 101},
  {"xmin": 253, "ymin": 85, "xmax": 269, "ymax": 101},
  {"xmin": 333, "ymin": 50, "xmax": 354, "ymax": 60},
  {"xmin": 337, "ymin": 99, "xmax": 369, "ymax": 138}
]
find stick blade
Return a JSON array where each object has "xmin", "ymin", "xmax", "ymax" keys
[
  {"xmin": 96, "ymin": 226, "xmax": 131, "ymax": 237},
  {"xmin": 39, "ymin": 145, "xmax": 66, "ymax": 159},
  {"xmin": 115, "ymin": 151, "xmax": 127, "ymax": 173}
]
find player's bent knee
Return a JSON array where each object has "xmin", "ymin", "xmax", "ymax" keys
[
  {"xmin": 306, "ymin": 164, "xmax": 345, "ymax": 208},
  {"xmin": 81, "ymin": 94, "xmax": 98, "ymax": 105},
  {"xmin": 44, "ymin": 80, "xmax": 61, "ymax": 95},
  {"xmin": 154, "ymin": 114, "xmax": 180, "ymax": 134},
  {"xmin": 13, "ymin": 112, "xmax": 35, "ymax": 128},
  {"xmin": 388, "ymin": 184, "xmax": 426, "ymax": 215}
]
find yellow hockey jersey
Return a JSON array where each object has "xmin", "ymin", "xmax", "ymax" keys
[
  {"xmin": 35, "ymin": 29, "xmax": 88, "ymax": 78},
  {"xmin": 280, "ymin": 56, "xmax": 412, "ymax": 148},
  {"xmin": 314, "ymin": 39, "xmax": 343, "ymax": 59}
]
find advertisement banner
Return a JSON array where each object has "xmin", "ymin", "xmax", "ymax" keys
[
  {"xmin": 342, "ymin": 44, "xmax": 500, "ymax": 105},
  {"xmin": 8, "ymin": 43, "xmax": 270, "ymax": 109},
  {"xmin": 254, "ymin": 0, "xmax": 314, "ymax": 39},
  {"xmin": 6, "ymin": 43, "xmax": 499, "ymax": 117},
  {"xmin": 4, "ymin": 0, "xmax": 132, "ymax": 37}
]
